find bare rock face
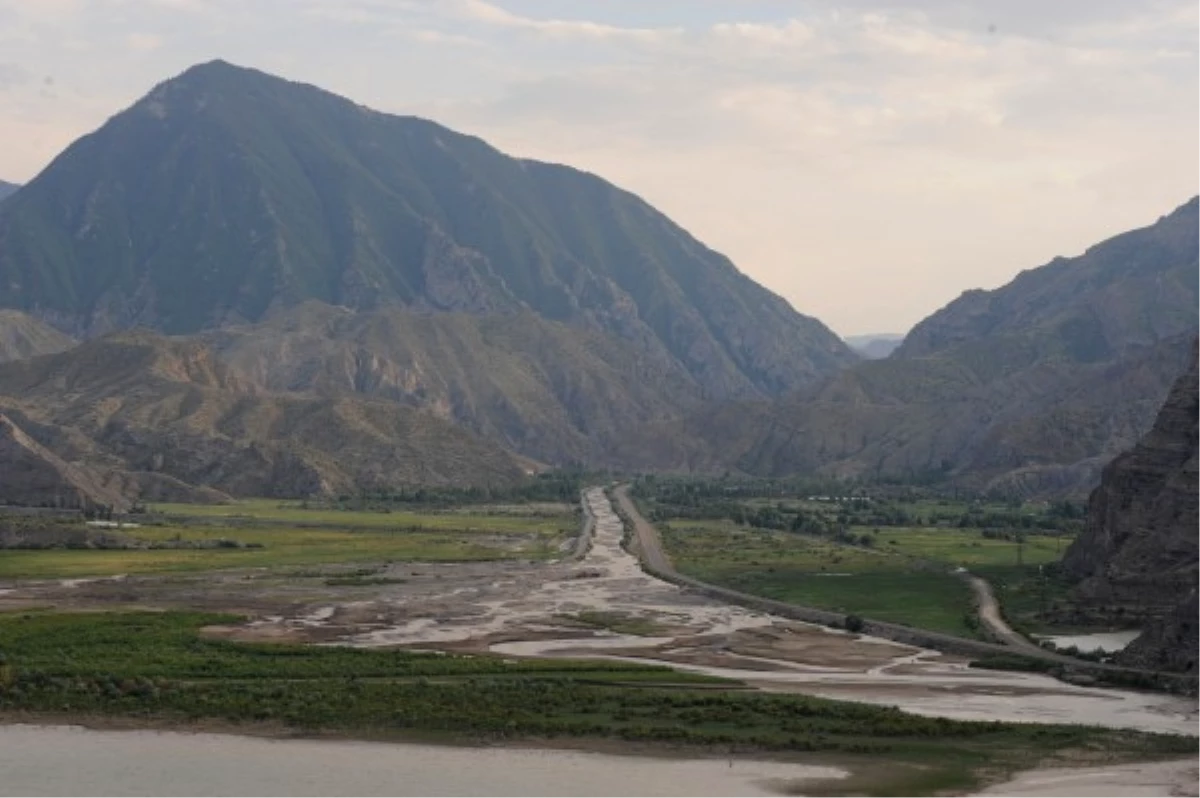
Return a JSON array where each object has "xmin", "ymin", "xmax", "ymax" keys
[
  {"xmin": 1119, "ymin": 589, "xmax": 1198, "ymax": 673},
  {"xmin": 1061, "ymin": 343, "xmax": 1198, "ymax": 670},
  {"xmin": 0, "ymin": 413, "xmax": 127, "ymax": 510}
]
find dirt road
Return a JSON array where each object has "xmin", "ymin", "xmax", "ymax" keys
[
  {"xmin": 612, "ymin": 484, "xmax": 673, "ymax": 575},
  {"xmin": 964, "ymin": 573, "xmax": 1046, "ymax": 656}
]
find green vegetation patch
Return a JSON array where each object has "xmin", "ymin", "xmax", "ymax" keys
[
  {"xmin": 150, "ymin": 500, "xmax": 574, "ymax": 532},
  {"xmin": 660, "ymin": 523, "xmax": 982, "ymax": 637},
  {"xmin": 0, "ymin": 517, "xmax": 571, "ymax": 580}
]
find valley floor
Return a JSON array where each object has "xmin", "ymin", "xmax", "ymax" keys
[{"xmin": 0, "ymin": 487, "xmax": 1196, "ymax": 795}]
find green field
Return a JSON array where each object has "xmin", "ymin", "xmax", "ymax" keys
[
  {"xmin": 658, "ymin": 520, "xmax": 1068, "ymax": 638},
  {"xmin": 151, "ymin": 499, "xmax": 575, "ymax": 531},
  {"xmin": 0, "ymin": 611, "xmax": 1189, "ymax": 797},
  {"xmin": 862, "ymin": 526, "xmax": 1064, "ymax": 568},
  {"xmin": 636, "ymin": 476, "xmax": 1082, "ymax": 639},
  {"xmin": 0, "ymin": 503, "xmax": 576, "ymax": 579},
  {"xmin": 660, "ymin": 523, "xmax": 984, "ymax": 636}
]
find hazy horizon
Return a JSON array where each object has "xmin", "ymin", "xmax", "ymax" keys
[{"xmin": 1, "ymin": 0, "xmax": 1195, "ymax": 336}]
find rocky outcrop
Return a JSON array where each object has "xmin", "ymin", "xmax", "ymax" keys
[
  {"xmin": 0, "ymin": 332, "xmax": 533, "ymax": 503},
  {"xmin": 1061, "ymin": 344, "xmax": 1198, "ymax": 670},
  {"xmin": 0, "ymin": 413, "xmax": 128, "ymax": 510},
  {"xmin": 0, "ymin": 310, "xmax": 75, "ymax": 363},
  {"xmin": 1119, "ymin": 589, "xmax": 1198, "ymax": 673}
]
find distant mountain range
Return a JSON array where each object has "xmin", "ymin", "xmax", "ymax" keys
[
  {"xmin": 844, "ymin": 333, "xmax": 904, "ymax": 359},
  {"xmin": 613, "ymin": 199, "xmax": 1199, "ymax": 497}
]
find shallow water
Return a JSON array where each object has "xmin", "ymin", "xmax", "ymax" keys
[
  {"xmin": 1037, "ymin": 630, "xmax": 1141, "ymax": 653},
  {"xmin": 974, "ymin": 758, "xmax": 1199, "ymax": 797},
  {"xmin": 0, "ymin": 725, "xmax": 844, "ymax": 797}
]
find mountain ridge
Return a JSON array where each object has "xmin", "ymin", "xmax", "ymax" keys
[
  {"xmin": 0, "ymin": 59, "xmax": 856, "ymax": 401},
  {"xmin": 0, "ymin": 330, "xmax": 533, "ymax": 502},
  {"xmin": 610, "ymin": 200, "xmax": 1200, "ymax": 497},
  {"xmin": 200, "ymin": 301, "xmax": 701, "ymax": 464}
]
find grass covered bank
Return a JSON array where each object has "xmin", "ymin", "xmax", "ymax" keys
[{"xmin": 0, "ymin": 611, "xmax": 1193, "ymax": 796}]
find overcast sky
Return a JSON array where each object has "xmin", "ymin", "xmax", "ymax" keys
[{"xmin": 0, "ymin": 0, "xmax": 1195, "ymax": 336}]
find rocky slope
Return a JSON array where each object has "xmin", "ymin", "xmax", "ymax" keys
[
  {"xmin": 895, "ymin": 198, "xmax": 1198, "ymax": 362},
  {"xmin": 0, "ymin": 60, "xmax": 855, "ymax": 400},
  {"xmin": 612, "ymin": 334, "xmax": 1194, "ymax": 493},
  {"xmin": 0, "ymin": 413, "xmax": 126, "ymax": 509},
  {"xmin": 201, "ymin": 302, "xmax": 698, "ymax": 465},
  {"xmin": 0, "ymin": 332, "xmax": 531, "ymax": 502},
  {"xmin": 0, "ymin": 310, "xmax": 76, "ymax": 362},
  {"xmin": 1061, "ymin": 345, "xmax": 1198, "ymax": 671}
]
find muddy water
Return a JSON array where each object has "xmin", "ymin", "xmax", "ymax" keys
[
  {"xmin": 974, "ymin": 758, "xmax": 1199, "ymax": 797},
  {"xmin": 1037, "ymin": 630, "xmax": 1141, "ymax": 653},
  {"xmin": 0, "ymin": 725, "xmax": 844, "ymax": 797}
]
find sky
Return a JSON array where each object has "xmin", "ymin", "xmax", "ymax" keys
[{"xmin": 0, "ymin": 1, "xmax": 1196, "ymax": 336}]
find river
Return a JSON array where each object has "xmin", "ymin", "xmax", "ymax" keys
[
  {"xmin": 0, "ymin": 725, "xmax": 844, "ymax": 797},
  {"xmin": 3, "ymin": 724, "xmax": 1195, "ymax": 797}
]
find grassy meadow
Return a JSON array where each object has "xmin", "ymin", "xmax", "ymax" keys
[{"xmin": 0, "ymin": 501, "xmax": 577, "ymax": 580}]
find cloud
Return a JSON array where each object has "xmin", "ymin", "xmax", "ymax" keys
[
  {"xmin": 126, "ymin": 32, "xmax": 164, "ymax": 51},
  {"xmin": 457, "ymin": 0, "xmax": 682, "ymax": 43}
]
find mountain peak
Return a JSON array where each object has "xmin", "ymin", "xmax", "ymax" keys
[{"xmin": 0, "ymin": 62, "xmax": 856, "ymax": 399}]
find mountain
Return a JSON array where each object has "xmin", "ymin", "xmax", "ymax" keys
[
  {"xmin": 896, "ymin": 198, "xmax": 1198, "ymax": 363},
  {"xmin": 0, "ymin": 310, "xmax": 76, "ymax": 362},
  {"xmin": 844, "ymin": 333, "xmax": 904, "ymax": 360},
  {"xmin": 611, "ymin": 334, "xmax": 1194, "ymax": 491},
  {"xmin": 613, "ymin": 201, "xmax": 1200, "ymax": 496},
  {"xmin": 1061, "ymin": 345, "xmax": 1198, "ymax": 673},
  {"xmin": 0, "ymin": 59, "xmax": 855, "ymax": 401},
  {"xmin": 0, "ymin": 331, "xmax": 531, "ymax": 502},
  {"xmin": 0, "ymin": 413, "xmax": 126, "ymax": 509},
  {"xmin": 0, "ymin": 180, "xmax": 17, "ymax": 202},
  {"xmin": 200, "ymin": 301, "xmax": 698, "ymax": 465}
]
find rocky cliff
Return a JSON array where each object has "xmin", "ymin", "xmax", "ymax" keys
[{"xmin": 1061, "ymin": 343, "xmax": 1198, "ymax": 670}]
